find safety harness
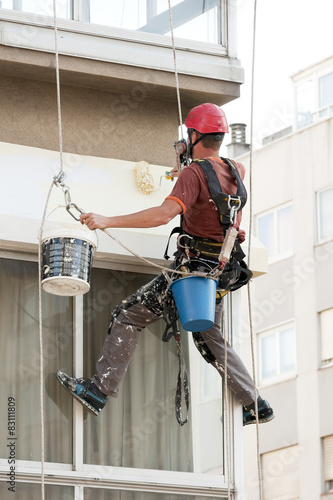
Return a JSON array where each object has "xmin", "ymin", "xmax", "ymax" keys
[{"xmin": 165, "ymin": 157, "xmax": 249, "ymax": 268}]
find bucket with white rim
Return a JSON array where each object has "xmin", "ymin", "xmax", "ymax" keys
[{"xmin": 41, "ymin": 222, "xmax": 97, "ymax": 296}]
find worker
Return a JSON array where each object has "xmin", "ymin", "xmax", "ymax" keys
[{"xmin": 56, "ymin": 103, "xmax": 274, "ymax": 426}]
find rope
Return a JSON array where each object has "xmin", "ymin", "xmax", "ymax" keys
[
  {"xmin": 37, "ymin": 2, "xmax": 65, "ymax": 497},
  {"xmin": 100, "ymin": 227, "xmax": 218, "ymax": 280},
  {"xmin": 222, "ymin": 297, "xmax": 231, "ymax": 500},
  {"xmin": 37, "ymin": 181, "xmax": 55, "ymax": 500},
  {"xmin": 53, "ymin": 0, "xmax": 64, "ymax": 173},
  {"xmin": 247, "ymin": 0, "xmax": 263, "ymax": 498},
  {"xmin": 167, "ymin": 0, "xmax": 184, "ymax": 138}
]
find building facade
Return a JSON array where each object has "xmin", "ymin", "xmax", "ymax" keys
[
  {"xmin": 0, "ymin": 2, "xmax": 263, "ymax": 499},
  {"xmin": 237, "ymin": 56, "xmax": 333, "ymax": 500}
]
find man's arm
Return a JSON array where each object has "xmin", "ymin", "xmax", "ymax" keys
[{"xmin": 80, "ymin": 198, "xmax": 182, "ymax": 231}]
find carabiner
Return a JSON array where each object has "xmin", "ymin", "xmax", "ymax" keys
[
  {"xmin": 66, "ymin": 203, "xmax": 85, "ymax": 222},
  {"xmin": 63, "ymin": 187, "xmax": 72, "ymax": 207}
]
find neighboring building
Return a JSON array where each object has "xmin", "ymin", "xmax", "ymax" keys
[
  {"xmin": 0, "ymin": 2, "xmax": 266, "ymax": 499},
  {"xmin": 231, "ymin": 55, "xmax": 333, "ymax": 499}
]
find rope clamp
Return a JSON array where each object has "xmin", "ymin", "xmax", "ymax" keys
[
  {"xmin": 53, "ymin": 171, "xmax": 67, "ymax": 187},
  {"xmin": 66, "ymin": 203, "xmax": 85, "ymax": 222}
]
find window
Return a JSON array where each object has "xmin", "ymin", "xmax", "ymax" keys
[
  {"xmin": 294, "ymin": 61, "xmax": 333, "ymax": 130},
  {"xmin": 319, "ymin": 71, "xmax": 333, "ymax": 118},
  {"xmin": 258, "ymin": 322, "xmax": 296, "ymax": 385},
  {"xmin": 296, "ymin": 79, "xmax": 314, "ymax": 129},
  {"xmin": 0, "ymin": 0, "xmax": 71, "ymax": 18},
  {"xmin": 0, "ymin": 256, "xmax": 232, "ymax": 497},
  {"xmin": 256, "ymin": 204, "xmax": 293, "ymax": 262},
  {"xmin": 0, "ymin": 0, "xmax": 224, "ymax": 45},
  {"xmin": 323, "ymin": 435, "xmax": 333, "ymax": 493},
  {"xmin": 261, "ymin": 445, "xmax": 299, "ymax": 500},
  {"xmin": 319, "ymin": 308, "xmax": 333, "ymax": 365},
  {"xmin": 317, "ymin": 186, "xmax": 333, "ymax": 242}
]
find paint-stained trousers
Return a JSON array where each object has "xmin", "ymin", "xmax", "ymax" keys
[{"xmin": 92, "ymin": 273, "xmax": 256, "ymax": 407}]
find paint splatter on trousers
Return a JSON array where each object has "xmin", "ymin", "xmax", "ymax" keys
[{"xmin": 92, "ymin": 273, "xmax": 256, "ymax": 406}]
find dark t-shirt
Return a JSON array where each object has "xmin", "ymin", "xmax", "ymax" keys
[{"xmin": 166, "ymin": 157, "xmax": 246, "ymax": 243}]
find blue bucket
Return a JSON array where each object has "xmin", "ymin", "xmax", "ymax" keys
[{"xmin": 170, "ymin": 276, "xmax": 218, "ymax": 332}]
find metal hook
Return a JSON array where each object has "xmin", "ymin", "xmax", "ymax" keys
[{"xmin": 66, "ymin": 203, "xmax": 85, "ymax": 222}]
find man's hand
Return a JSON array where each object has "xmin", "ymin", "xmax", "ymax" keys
[
  {"xmin": 80, "ymin": 212, "xmax": 109, "ymax": 230},
  {"xmin": 167, "ymin": 167, "xmax": 181, "ymax": 178}
]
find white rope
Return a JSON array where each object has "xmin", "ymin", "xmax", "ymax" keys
[
  {"xmin": 100, "ymin": 227, "xmax": 218, "ymax": 279},
  {"xmin": 222, "ymin": 297, "xmax": 231, "ymax": 500},
  {"xmin": 37, "ymin": 181, "xmax": 55, "ymax": 500},
  {"xmin": 37, "ymin": 2, "xmax": 66, "ymax": 497},
  {"xmin": 167, "ymin": 0, "xmax": 184, "ymax": 138},
  {"xmin": 53, "ymin": 0, "xmax": 64, "ymax": 173},
  {"xmin": 247, "ymin": 0, "xmax": 263, "ymax": 498}
]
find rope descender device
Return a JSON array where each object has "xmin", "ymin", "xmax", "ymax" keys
[
  {"xmin": 216, "ymin": 198, "xmax": 241, "ymax": 272},
  {"xmin": 174, "ymin": 138, "xmax": 189, "ymax": 171}
]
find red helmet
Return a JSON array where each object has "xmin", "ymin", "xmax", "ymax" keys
[{"xmin": 185, "ymin": 103, "xmax": 229, "ymax": 134}]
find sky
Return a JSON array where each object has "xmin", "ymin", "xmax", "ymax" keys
[{"xmin": 222, "ymin": 0, "xmax": 333, "ymax": 152}]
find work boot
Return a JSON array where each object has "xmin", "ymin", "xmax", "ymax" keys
[
  {"xmin": 56, "ymin": 370, "xmax": 107, "ymax": 416},
  {"xmin": 243, "ymin": 397, "xmax": 274, "ymax": 426}
]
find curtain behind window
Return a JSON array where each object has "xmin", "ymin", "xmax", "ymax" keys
[
  {"xmin": 0, "ymin": 258, "xmax": 73, "ymax": 463},
  {"xmin": 0, "ymin": 483, "xmax": 73, "ymax": 499},
  {"xmin": 83, "ymin": 268, "xmax": 193, "ymax": 472},
  {"xmin": 85, "ymin": 489, "xmax": 218, "ymax": 500}
]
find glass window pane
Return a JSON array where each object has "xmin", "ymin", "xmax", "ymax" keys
[
  {"xmin": 167, "ymin": 4, "xmax": 221, "ymax": 44},
  {"xmin": 320, "ymin": 308, "xmax": 333, "ymax": 363},
  {"xmin": 258, "ymin": 212, "xmax": 276, "ymax": 258},
  {"xmin": 279, "ymin": 327, "xmax": 296, "ymax": 373},
  {"xmin": 85, "ymin": 489, "xmax": 216, "ymax": 500},
  {"xmin": 319, "ymin": 71, "xmax": 333, "ymax": 109},
  {"xmin": 0, "ymin": 0, "xmax": 13, "ymax": 8},
  {"xmin": 296, "ymin": 80, "xmax": 314, "ymax": 129},
  {"xmin": 319, "ymin": 187, "xmax": 333, "ymax": 240},
  {"xmin": 0, "ymin": 483, "xmax": 74, "ymax": 499},
  {"xmin": 83, "ymin": 268, "xmax": 194, "ymax": 472},
  {"xmin": 0, "ymin": 258, "xmax": 73, "ymax": 464},
  {"xmin": 202, "ymin": 358, "xmax": 221, "ymax": 398},
  {"xmin": 83, "ymin": 268, "xmax": 224, "ymax": 475},
  {"xmin": 261, "ymin": 334, "xmax": 277, "ymax": 379},
  {"xmin": 277, "ymin": 205, "xmax": 293, "ymax": 255},
  {"xmin": 86, "ymin": 0, "xmax": 222, "ymax": 45},
  {"xmin": 1, "ymin": 0, "xmax": 72, "ymax": 18},
  {"xmin": 87, "ymin": 0, "xmax": 147, "ymax": 29}
]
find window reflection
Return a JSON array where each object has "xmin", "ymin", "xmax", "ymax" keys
[
  {"xmin": 0, "ymin": 259, "xmax": 73, "ymax": 464},
  {"xmin": 0, "ymin": 0, "xmax": 223, "ymax": 45},
  {"xmin": 83, "ymin": 267, "xmax": 224, "ymax": 474}
]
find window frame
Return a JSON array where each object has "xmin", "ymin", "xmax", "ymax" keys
[
  {"xmin": 0, "ymin": 249, "xmax": 238, "ymax": 499},
  {"xmin": 0, "ymin": 0, "xmax": 229, "ymax": 54},
  {"xmin": 255, "ymin": 202, "xmax": 294, "ymax": 264},
  {"xmin": 293, "ymin": 59, "xmax": 333, "ymax": 131},
  {"xmin": 317, "ymin": 185, "xmax": 333, "ymax": 244},
  {"xmin": 257, "ymin": 320, "xmax": 297, "ymax": 387},
  {"xmin": 319, "ymin": 307, "xmax": 333, "ymax": 367}
]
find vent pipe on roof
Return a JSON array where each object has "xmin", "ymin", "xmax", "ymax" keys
[{"xmin": 226, "ymin": 123, "xmax": 250, "ymax": 158}]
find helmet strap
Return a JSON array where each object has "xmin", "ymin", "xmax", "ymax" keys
[
  {"xmin": 187, "ymin": 129, "xmax": 203, "ymax": 158},
  {"xmin": 187, "ymin": 130, "xmax": 224, "ymax": 158}
]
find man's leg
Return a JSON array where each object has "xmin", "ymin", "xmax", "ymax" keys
[
  {"xmin": 57, "ymin": 274, "xmax": 168, "ymax": 414},
  {"xmin": 192, "ymin": 301, "xmax": 256, "ymax": 406},
  {"xmin": 192, "ymin": 301, "xmax": 274, "ymax": 425},
  {"xmin": 92, "ymin": 301, "xmax": 162, "ymax": 396}
]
